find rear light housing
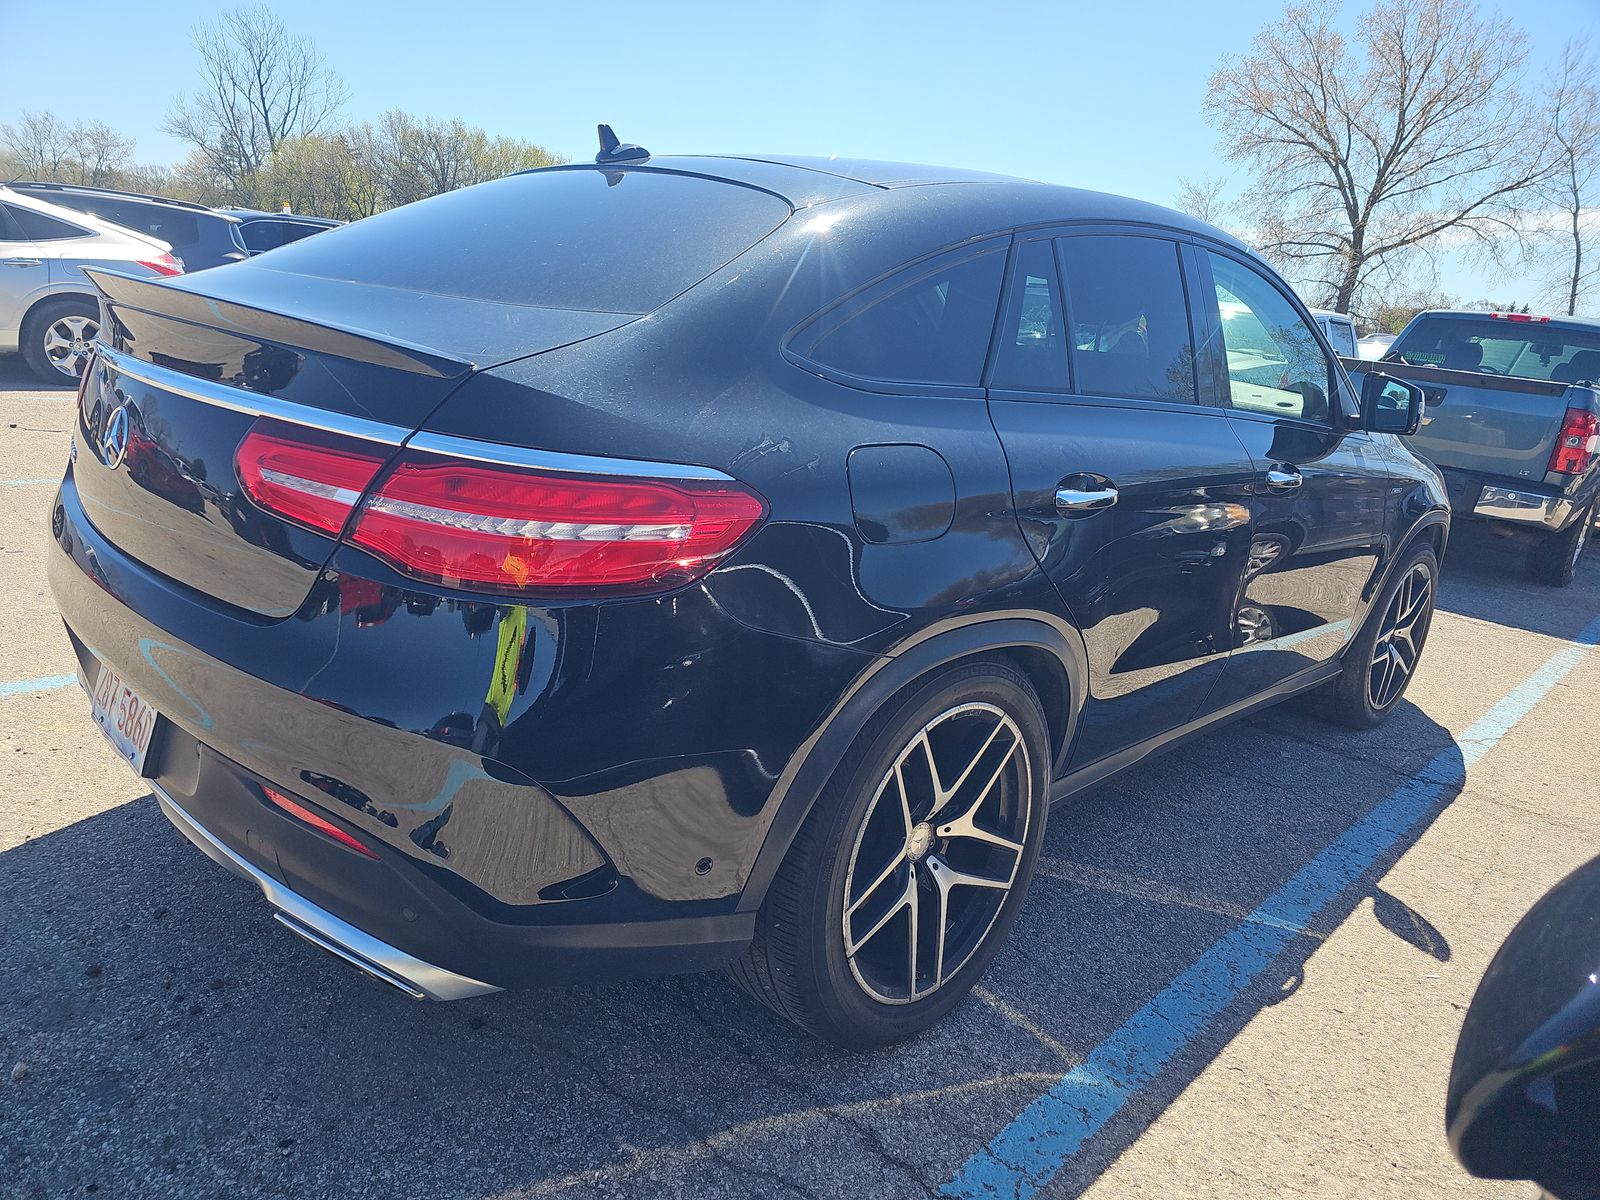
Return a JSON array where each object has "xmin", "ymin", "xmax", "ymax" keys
[
  {"xmin": 1549, "ymin": 408, "xmax": 1599, "ymax": 475},
  {"xmin": 263, "ymin": 785, "xmax": 378, "ymax": 859},
  {"xmin": 236, "ymin": 421, "xmax": 388, "ymax": 536},
  {"xmin": 137, "ymin": 251, "xmax": 184, "ymax": 277},
  {"xmin": 235, "ymin": 420, "xmax": 767, "ymax": 596}
]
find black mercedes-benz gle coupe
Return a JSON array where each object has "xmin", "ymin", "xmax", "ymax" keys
[{"xmin": 49, "ymin": 138, "xmax": 1446, "ymax": 1046}]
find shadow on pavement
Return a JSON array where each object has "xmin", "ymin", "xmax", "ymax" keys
[
  {"xmin": 1433, "ymin": 517, "xmax": 1600, "ymax": 640},
  {"xmin": 1, "ymin": 686, "xmax": 1471, "ymax": 1200}
]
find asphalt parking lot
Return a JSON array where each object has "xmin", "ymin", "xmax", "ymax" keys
[{"xmin": 2, "ymin": 354, "xmax": 1595, "ymax": 1199}]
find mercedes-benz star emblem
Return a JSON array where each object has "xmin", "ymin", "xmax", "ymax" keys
[{"xmin": 101, "ymin": 404, "xmax": 131, "ymax": 470}]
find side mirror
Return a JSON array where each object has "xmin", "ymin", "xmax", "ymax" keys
[
  {"xmin": 1446, "ymin": 855, "xmax": 1600, "ymax": 1200},
  {"xmin": 1361, "ymin": 372, "xmax": 1425, "ymax": 435}
]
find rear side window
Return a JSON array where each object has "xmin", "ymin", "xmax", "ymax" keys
[
  {"xmin": 252, "ymin": 168, "xmax": 793, "ymax": 314},
  {"xmin": 990, "ymin": 239, "xmax": 1068, "ymax": 391},
  {"xmin": 1395, "ymin": 317, "xmax": 1600, "ymax": 382},
  {"xmin": 5, "ymin": 203, "xmax": 88, "ymax": 241},
  {"xmin": 1057, "ymin": 235, "xmax": 1196, "ymax": 403},
  {"xmin": 239, "ymin": 221, "xmax": 284, "ymax": 252},
  {"xmin": 806, "ymin": 249, "xmax": 1005, "ymax": 386},
  {"xmin": 1321, "ymin": 318, "xmax": 1356, "ymax": 357}
]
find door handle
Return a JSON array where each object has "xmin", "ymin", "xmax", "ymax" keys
[
  {"xmin": 1, "ymin": 258, "xmax": 42, "ymax": 267},
  {"xmin": 1055, "ymin": 483, "xmax": 1119, "ymax": 513},
  {"xmin": 1264, "ymin": 467, "xmax": 1303, "ymax": 491}
]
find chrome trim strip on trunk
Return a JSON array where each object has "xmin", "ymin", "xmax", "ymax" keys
[
  {"xmin": 97, "ymin": 345, "xmax": 412, "ymax": 446},
  {"xmin": 97, "ymin": 345, "xmax": 738, "ymax": 483},
  {"xmin": 405, "ymin": 429, "xmax": 739, "ymax": 482},
  {"xmin": 151, "ymin": 782, "xmax": 501, "ymax": 1002}
]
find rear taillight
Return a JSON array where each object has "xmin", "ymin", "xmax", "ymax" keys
[
  {"xmin": 138, "ymin": 252, "xmax": 184, "ymax": 277},
  {"xmin": 350, "ymin": 452, "xmax": 767, "ymax": 595},
  {"xmin": 263, "ymin": 785, "xmax": 377, "ymax": 859},
  {"xmin": 1489, "ymin": 312, "xmax": 1550, "ymax": 323},
  {"xmin": 236, "ymin": 421, "xmax": 389, "ymax": 536},
  {"xmin": 235, "ymin": 420, "xmax": 767, "ymax": 595},
  {"xmin": 1549, "ymin": 408, "xmax": 1600, "ymax": 475}
]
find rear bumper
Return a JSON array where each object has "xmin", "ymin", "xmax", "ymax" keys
[
  {"xmin": 1473, "ymin": 484, "xmax": 1574, "ymax": 529},
  {"xmin": 154, "ymin": 782, "xmax": 499, "ymax": 1001},
  {"xmin": 1439, "ymin": 466, "xmax": 1585, "ymax": 532},
  {"xmin": 46, "ymin": 468, "xmax": 867, "ymax": 989}
]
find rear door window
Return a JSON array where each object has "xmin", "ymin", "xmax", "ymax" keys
[
  {"xmin": 989, "ymin": 238, "xmax": 1068, "ymax": 392},
  {"xmin": 252, "ymin": 168, "xmax": 793, "ymax": 314},
  {"xmin": 5, "ymin": 204, "xmax": 89, "ymax": 241},
  {"xmin": 1057, "ymin": 234, "xmax": 1197, "ymax": 404},
  {"xmin": 804, "ymin": 248, "xmax": 1005, "ymax": 387}
]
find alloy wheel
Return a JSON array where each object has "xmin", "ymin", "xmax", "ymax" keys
[
  {"xmin": 1368, "ymin": 563, "xmax": 1433, "ymax": 711},
  {"xmin": 841, "ymin": 702, "xmax": 1032, "ymax": 1005},
  {"xmin": 42, "ymin": 314, "xmax": 97, "ymax": 378}
]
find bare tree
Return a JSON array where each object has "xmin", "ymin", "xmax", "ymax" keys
[
  {"xmin": 0, "ymin": 110, "xmax": 73, "ymax": 179},
  {"xmin": 63, "ymin": 121, "xmax": 136, "ymax": 186},
  {"xmin": 1174, "ymin": 173, "xmax": 1232, "ymax": 227},
  {"xmin": 1207, "ymin": 0, "xmax": 1549, "ymax": 313},
  {"xmin": 1538, "ymin": 39, "xmax": 1600, "ymax": 316},
  {"xmin": 164, "ymin": 4, "xmax": 347, "ymax": 196},
  {"xmin": 372, "ymin": 111, "xmax": 560, "ymax": 208}
]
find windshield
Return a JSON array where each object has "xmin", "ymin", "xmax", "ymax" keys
[
  {"xmin": 1393, "ymin": 316, "xmax": 1600, "ymax": 383},
  {"xmin": 246, "ymin": 167, "xmax": 792, "ymax": 314}
]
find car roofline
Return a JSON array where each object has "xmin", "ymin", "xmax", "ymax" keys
[{"xmin": 5, "ymin": 180, "xmax": 234, "ymax": 220}]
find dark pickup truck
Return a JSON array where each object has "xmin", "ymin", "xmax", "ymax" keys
[{"xmin": 1345, "ymin": 310, "xmax": 1600, "ymax": 587}]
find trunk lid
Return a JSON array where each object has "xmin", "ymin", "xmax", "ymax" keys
[{"xmin": 75, "ymin": 270, "xmax": 633, "ymax": 617}]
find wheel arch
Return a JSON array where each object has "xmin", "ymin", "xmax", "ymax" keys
[{"xmin": 737, "ymin": 614, "xmax": 1087, "ymax": 915}]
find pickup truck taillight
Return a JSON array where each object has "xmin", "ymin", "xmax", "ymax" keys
[
  {"xmin": 1548, "ymin": 409, "xmax": 1599, "ymax": 475},
  {"xmin": 236, "ymin": 419, "xmax": 767, "ymax": 596}
]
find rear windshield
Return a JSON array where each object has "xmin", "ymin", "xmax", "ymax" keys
[
  {"xmin": 1394, "ymin": 317, "xmax": 1600, "ymax": 383},
  {"xmin": 248, "ymin": 168, "xmax": 792, "ymax": 314}
]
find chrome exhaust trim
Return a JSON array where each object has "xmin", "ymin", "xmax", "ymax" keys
[{"xmin": 152, "ymin": 783, "xmax": 501, "ymax": 1002}]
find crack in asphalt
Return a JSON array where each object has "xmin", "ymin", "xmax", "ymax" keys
[
  {"xmin": 491, "ymin": 1016, "xmax": 823, "ymax": 1200},
  {"xmin": 675, "ymin": 981, "xmax": 944, "ymax": 1199}
]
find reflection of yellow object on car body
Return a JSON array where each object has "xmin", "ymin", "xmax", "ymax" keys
[{"xmin": 485, "ymin": 606, "xmax": 528, "ymax": 726}]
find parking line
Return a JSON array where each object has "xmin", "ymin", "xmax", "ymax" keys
[
  {"xmin": 1, "ymin": 478, "xmax": 57, "ymax": 487},
  {"xmin": 943, "ymin": 613, "xmax": 1600, "ymax": 1200},
  {"xmin": 0, "ymin": 674, "xmax": 76, "ymax": 697}
]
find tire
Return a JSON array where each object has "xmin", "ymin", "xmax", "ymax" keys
[
  {"xmin": 1325, "ymin": 543, "xmax": 1439, "ymax": 729},
  {"xmin": 728, "ymin": 659, "xmax": 1050, "ymax": 1047},
  {"xmin": 20, "ymin": 295, "xmax": 99, "ymax": 384},
  {"xmin": 1527, "ymin": 502, "xmax": 1594, "ymax": 588}
]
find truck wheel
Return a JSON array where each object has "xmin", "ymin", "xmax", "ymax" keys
[
  {"xmin": 727, "ymin": 659, "xmax": 1049, "ymax": 1047},
  {"xmin": 1325, "ymin": 543, "xmax": 1438, "ymax": 729},
  {"xmin": 1527, "ymin": 503, "xmax": 1594, "ymax": 588}
]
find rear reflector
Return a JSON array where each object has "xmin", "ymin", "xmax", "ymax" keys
[
  {"xmin": 263, "ymin": 785, "xmax": 378, "ymax": 859},
  {"xmin": 1549, "ymin": 408, "xmax": 1599, "ymax": 475},
  {"xmin": 236, "ymin": 421, "xmax": 389, "ymax": 536},
  {"xmin": 349, "ymin": 452, "xmax": 767, "ymax": 595}
]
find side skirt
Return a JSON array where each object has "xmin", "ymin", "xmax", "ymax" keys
[{"xmin": 1050, "ymin": 661, "xmax": 1342, "ymax": 806}]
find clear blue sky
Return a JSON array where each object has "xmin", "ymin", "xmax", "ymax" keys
[{"xmin": 4, "ymin": 0, "xmax": 1595, "ymax": 306}]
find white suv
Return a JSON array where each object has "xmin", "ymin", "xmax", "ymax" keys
[{"xmin": 0, "ymin": 187, "xmax": 184, "ymax": 383}]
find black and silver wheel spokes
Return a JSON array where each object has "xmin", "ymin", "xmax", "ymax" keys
[
  {"xmin": 1368, "ymin": 563, "xmax": 1433, "ymax": 710},
  {"xmin": 842, "ymin": 702, "xmax": 1031, "ymax": 1004}
]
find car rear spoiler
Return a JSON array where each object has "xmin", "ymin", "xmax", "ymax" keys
[{"xmin": 84, "ymin": 268, "xmax": 474, "ymax": 381}]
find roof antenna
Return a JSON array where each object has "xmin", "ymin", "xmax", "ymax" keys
[{"xmin": 596, "ymin": 124, "xmax": 650, "ymax": 165}]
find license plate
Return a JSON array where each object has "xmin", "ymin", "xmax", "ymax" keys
[{"xmin": 85, "ymin": 659, "xmax": 160, "ymax": 776}]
